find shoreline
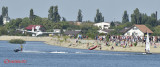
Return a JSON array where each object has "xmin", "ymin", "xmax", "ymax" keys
[{"xmin": 1, "ymin": 36, "xmax": 160, "ymax": 53}]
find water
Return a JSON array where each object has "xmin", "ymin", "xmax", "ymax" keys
[{"xmin": 0, "ymin": 41, "xmax": 160, "ymax": 67}]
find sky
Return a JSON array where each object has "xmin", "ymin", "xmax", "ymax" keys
[{"xmin": 0, "ymin": 0, "xmax": 160, "ymax": 22}]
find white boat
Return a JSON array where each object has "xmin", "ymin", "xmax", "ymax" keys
[{"xmin": 143, "ymin": 32, "xmax": 152, "ymax": 54}]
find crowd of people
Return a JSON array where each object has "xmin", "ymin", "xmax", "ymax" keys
[
  {"xmin": 69, "ymin": 34, "xmax": 160, "ymax": 50},
  {"xmin": 96, "ymin": 35, "xmax": 160, "ymax": 47}
]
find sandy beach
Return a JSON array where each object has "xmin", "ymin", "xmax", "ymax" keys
[{"xmin": 1, "ymin": 36, "xmax": 160, "ymax": 53}]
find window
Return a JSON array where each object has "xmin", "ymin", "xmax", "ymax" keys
[
  {"xmin": 133, "ymin": 27, "xmax": 137, "ymax": 30},
  {"xmin": 104, "ymin": 25, "xmax": 108, "ymax": 27},
  {"xmin": 127, "ymin": 32, "xmax": 130, "ymax": 35}
]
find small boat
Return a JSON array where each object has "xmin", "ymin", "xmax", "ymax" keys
[{"xmin": 88, "ymin": 45, "xmax": 97, "ymax": 50}]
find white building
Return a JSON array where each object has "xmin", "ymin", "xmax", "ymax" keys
[
  {"xmin": 3, "ymin": 16, "xmax": 10, "ymax": 24},
  {"xmin": 124, "ymin": 25, "xmax": 153, "ymax": 36},
  {"xmin": 94, "ymin": 22, "xmax": 110, "ymax": 30}
]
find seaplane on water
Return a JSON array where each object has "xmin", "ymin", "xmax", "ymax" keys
[{"xmin": 22, "ymin": 25, "xmax": 59, "ymax": 36}]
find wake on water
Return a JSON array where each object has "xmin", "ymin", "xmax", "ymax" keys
[
  {"xmin": 21, "ymin": 50, "xmax": 68, "ymax": 54},
  {"xmin": 21, "ymin": 50, "xmax": 47, "ymax": 53},
  {"xmin": 49, "ymin": 51, "xmax": 68, "ymax": 54},
  {"xmin": 20, "ymin": 50, "xmax": 150, "ymax": 56}
]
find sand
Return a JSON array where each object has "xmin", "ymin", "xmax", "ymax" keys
[{"xmin": 1, "ymin": 36, "xmax": 160, "ymax": 53}]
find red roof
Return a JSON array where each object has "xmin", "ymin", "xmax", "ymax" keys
[
  {"xmin": 25, "ymin": 25, "xmax": 43, "ymax": 30},
  {"xmin": 135, "ymin": 25, "xmax": 153, "ymax": 33}
]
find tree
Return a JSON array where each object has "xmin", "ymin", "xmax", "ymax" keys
[
  {"xmin": 109, "ymin": 21, "xmax": 115, "ymax": 29},
  {"xmin": 145, "ymin": 16, "xmax": 157, "ymax": 27},
  {"xmin": 131, "ymin": 8, "xmax": 142, "ymax": 24},
  {"xmin": 122, "ymin": 10, "xmax": 129, "ymax": 23},
  {"xmin": 152, "ymin": 25, "xmax": 160, "ymax": 36},
  {"xmin": 2, "ymin": 6, "xmax": 8, "ymax": 17},
  {"xmin": 77, "ymin": 9, "xmax": 83, "ymax": 22},
  {"xmin": 53, "ymin": 6, "xmax": 61, "ymax": 22},
  {"xmin": 48, "ymin": 6, "xmax": 54, "ymax": 21},
  {"xmin": 151, "ymin": 13, "xmax": 156, "ymax": 19},
  {"xmin": 110, "ymin": 21, "xmax": 115, "ymax": 28},
  {"xmin": 48, "ymin": 6, "xmax": 61, "ymax": 22},
  {"xmin": 0, "ymin": 15, "xmax": 3, "ymax": 25},
  {"xmin": 80, "ymin": 22, "xmax": 99, "ymax": 39},
  {"xmin": 94, "ymin": 9, "xmax": 104, "ymax": 23},
  {"xmin": 141, "ymin": 13, "xmax": 148, "ymax": 24},
  {"xmin": 62, "ymin": 17, "xmax": 66, "ymax": 22},
  {"xmin": 29, "ymin": 9, "xmax": 34, "ymax": 21},
  {"xmin": 0, "ymin": 26, "xmax": 8, "ymax": 35},
  {"xmin": 5, "ymin": 18, "xmax": 22, "ymax": 29}
]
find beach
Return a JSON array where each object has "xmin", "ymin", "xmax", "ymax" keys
[{"xmin": 0, "ymin": 36, "xmax": 160, "ymax": 53}]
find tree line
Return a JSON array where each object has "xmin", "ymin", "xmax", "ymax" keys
[
  {"xmin": 1, "ymin": 6, "xmax": 160, "ymax": 36},
  {"xmin": 0, "ymin": 6, "xmax": 100, "ymax": 38},
  {"xmin": 110, "ymin": 8, "xmax": 160, "ymax": 35}
]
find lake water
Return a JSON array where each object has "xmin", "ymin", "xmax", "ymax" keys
[{"xmin": 0, "ymin": 41, "xmax": 160, "ymax": 67}]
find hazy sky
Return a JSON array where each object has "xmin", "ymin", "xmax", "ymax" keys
[{"xmin": 0, "ymin": 0, "xmax": 160, "ymax": 22}]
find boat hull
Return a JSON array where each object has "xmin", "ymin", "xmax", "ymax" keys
[
  {"xmin": 142, "ymin": 52, "xmax": 152, "ymax": 55},
  {"xmin": 89, "ymin": 46, "xmax": 97, "ymax": 50}
]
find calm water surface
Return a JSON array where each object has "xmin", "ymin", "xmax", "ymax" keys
[{"xmin": 0, "ymin": 41, "xmax": 160, "ymax": 67}]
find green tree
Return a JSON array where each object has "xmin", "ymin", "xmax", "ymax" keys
[
  {"xmin": 5, "ymin": 18, "xmax": 22, "ymax": 29},
  {"xmin": 131, "ymin": 8, "xmax": 142, "ymax": 24},
  {"xmin": 152, "ymin": 25, "xmax": 160, "ymax": 36},
  {"xmin": 0, "ymin": 15, "xmax": 3, "ymax": 25},
  {"xmin": 29, "ymin": 9, "xmax": 34, "ymax": 21},
  {"xmin": 145, "ymin": 16, "xmax": 157, "ymax": 27},
  {"xmin": 151, "ymin": 13, "xmax": 156, "ymax": 19},
  {"xmin": 20, "ymin": 17, "xmax": 30, "ymax": 28},
  {"xmin": 109, "ymin": 22, "xmax": 133, "ymax": 35},
  {"xmin": 80, "ymin": 22, "xmax": 99, "ymax": 39},
  {"xmin": 110, "ymin": 21, "xmax": 115, "ymax": 29},
  {"xmin": 2, "ymin": 6, "xmax": 8, "ymax": 17},
  {"xmin": 53, "ymin": 6, "xmax": 61, "ymax": 22},
  {"xmin": 62, "ymin": 17, "xmax": 66, "ymax": 22},
  {"xmin": 94, "ymin": 9, "xmax": 104, "ymax": 23},
  {"xmin": 122, "ymin": 10, "xmax": 129, "ymax": 23},
  {"xmin": 77, "ymin": 9, "xmax": 83, "ymax": 22},
  {"xmin": 141, "ymin": 13, "xmax": 148, "ymax": 24},
  {"xmin": 48, "ymin": 6, "xmax": 61, "ymax": 22},
  {"xmin": 48, "ymin": 6, "xmax": 54, "ymax": 21},
  {"xmin": 0, "ymin": 26, "xmax": 8, "ymax": 35}
]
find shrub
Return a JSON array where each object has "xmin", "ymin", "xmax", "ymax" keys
[
  {"xmin": 134, "ymin": 42, "xmax": 137, "ymax": 46},
  {"xmin": 9, "ymin": 39, "xmax": 26, "ymax": 44}
]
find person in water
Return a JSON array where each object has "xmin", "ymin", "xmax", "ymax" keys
[{"xmin": 20, "ymin": 45, "xmax": 23, "ymax": 51}]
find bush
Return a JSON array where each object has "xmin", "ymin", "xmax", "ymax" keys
[
  {"xmin": 9, "ymin": 39, "xmax": 26, "ymax": 44},
  {"xmin": 134, "ymin": 42, "xmax": 137, "ymax": 46},
  {"xmin": 0, "ymin": 26, "xmax": 8, "ymax": 35}
]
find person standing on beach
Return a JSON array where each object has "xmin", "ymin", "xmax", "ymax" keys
[{"xmin": 99, "ymin": 44, "xmax": 102, "ymax": 50}]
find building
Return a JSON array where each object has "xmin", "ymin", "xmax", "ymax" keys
[
  {"xmin": 123, "ymin": 25, "xmax": 153, "ymax": 36},
  {"xmin": 3, "ymin": 15, "xmax": 10, "ymax": 24},
  {"xmin": 94, "ymin": 22, "xmax": 110, "ymax": 30},
  {"xmin": 53, "ymin": 29, "xmax": 66, "ymax": 33},
  {"xmin": 75, "ymin": 22, "xmax": 82, "ymax": 25}
]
